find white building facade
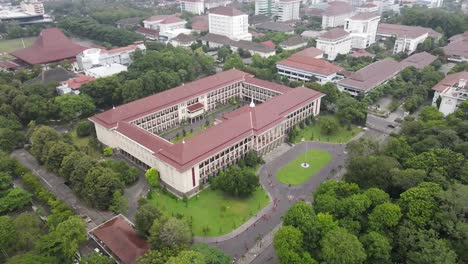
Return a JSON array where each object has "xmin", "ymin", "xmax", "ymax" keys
[
  {"xmin": 209, "ymin": 7, "xmax": 252, "ymax": 41},
  {"xmin": 432, "ymin": 72, "xmax": 468, "ymax": 116},
  {"xmin": 344, "ymin": 12, "xmax": 380, "ymax": 49},
  {"xmin": 76, "ymin": 43, "xmax": 146, "ymax": 71},
  {"xmin": 316, "ymin": 28, "xmax": 352, "ymax": 60},
  {"xmin": 255, "ymin": 0, "xmax": 301, "ymax": 22},
  {"xmin": 20, "ymin": 0, "xmax": 44, "ymax": 14},
  {"xmin": 180, "ymin": 0, "xmax": 205, "ymax": 15}
]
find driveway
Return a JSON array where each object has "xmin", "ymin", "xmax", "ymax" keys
[
  {"xmin": 196, "ymin": 142, "xmax": 347, "ymax": 261},
  {"xmin": 11, "ymin": 149, "xmax": 115, "ymax": 230}
]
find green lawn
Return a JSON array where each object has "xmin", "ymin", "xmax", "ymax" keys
[
  {"xmin": 276, "ymin": 149, "xmax": 332, "ymax": 185},
  {"xmin": 295, "ymin": 116, "xmax": 361, "ymax": 143},
  {"xmin": 0, "ymin": 37, "xmax": 36, "ymax": 59},
  {"xmin": 148, "ymin": 186, "xmax": 269, "ymax": 237},
  {"xmin": 67, "ymin": 129, "xmax": 102, "ymax": 159}
]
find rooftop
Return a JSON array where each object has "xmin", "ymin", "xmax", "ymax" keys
[
  {"xmin": 318, "ymin": 28, "xmax": 350, "ymax": 40},
  {"xmin": 136, "ymin": 27, "xmax": 159, "ymax": 36},
  {"xmin": 350, "ymin": 49, "xmax": 375, "ymax": 58},
  {"xmin": 432, "ymin": 71, "xmax": 468, "ymax": 92},
  {"xmin": 400, "ymin": 51, "xmax": 437, "ymax": 69},
  {"xmin": 11, "ymin": 28, "xmax": 88, "ymax": 65},
  {"xmin": 85, "ymin": 63, "xmax": 128, "ymax": 78},
  {"xmin": 277, "ymin": 55, "xmax": 344, "ymax": 76},
  {"xmin": 256, "ymin": 21, "xmax": 294, "ymax": 33},
  {"xmin": 62, "ymin": 74, "xmax": 95, "ymax": 90},
  {"xmin": 443, "ymin": 31, "xmax": 468, "ymax": 59},
  {"xmin": 348, "ymin": 12, "xmax": 380, "ymax": 20},
  {"xmin": 377, "ymin": 23, "xmax": 442, "ymax": 39},
  {"xmin": 290, "ymin": 47, "xmax": 323, "ymax": 59},
  {"xmin": 172, "ymin": 33, "xmax": 196, "ymax": 43},
  {"xmin": 338, "ymin": 58, "xmax": 403, "ymax": 91},
  {"xmin": 261, "ymin": 40, "xmax": 276, "ymax": 49},
  {"xmin": 191, "ymin": 15, "xmax": 209, "ymax": 31},
  {"xmin": 144, "ymin": 14, "xmax": 184, "ymax": 24},
  {"xmin": 209, "ymin": 6, "xmax": 245, "ymax": 16},
  {"xmin": 90, "ymin": 215, "xmax": 149, "ymax": 264},
  {"xmin": 323, "ymin": 1, "xmax": 354, "ymax": 16},
  {"xmin": 280, "ymin": 35, "xmax": 308, "ymax": 47}
]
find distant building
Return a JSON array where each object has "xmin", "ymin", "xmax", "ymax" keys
[
  {"xmin": 191, "ymin": 15, "xmax": 209, "ymax": 32},
  {"xmin": 444, "ymin": 31, "xmax": 468, "ymax": 63},
  {"xmin": 76, "ymin": 43, "xmax": 146, "ymax": 71},
  {"xmin": 430, "ymin": 0, "xmax": 443, "ymax": 8},
  {"xmin": 136, "ymin": 27, "xmax": 160, "ymax": 40},
  {"xmin": 143, "ymin": 14, "xmax": 190, "ymax": 40},
  {"xmin": 170, "ymin": 33, "xmax": 196, "ymax": 47},
  {"xmin": 0, "ymin": 0, "xmax": 51, "ymax": 25},
  {"xmin": 11, "ymin": 28, "xmax": 88, "ymax": 65},
  {"xmin": 291, "ymin": 46, "xmax": 324, "ymax": 58},
  {"xmin": 344, "ymin": 12, "xmax": 380, "ymax": 49},
  {"xmin": 279, "ymin": 35, "xmax": 308, "ymax": 50},
  {"xmin": 89, "ymin": 215, "xmax": 150, "ymax": 264},
  {"xmin": 84, "ymin": 63, "xmax": 128, "ymax": 78},
  {"xmin": 199, "ymin": 33, "xmax": 276, "ymax": 57},
  {"xmin": 255, "ymin": 21, "xmax": 295, "ymax": 34},
  {"xmin": 400, "ymin": 51, "xmax": 437, "ymax": 69},
  {"xmin": 337, "ymin": 58, "xmax": 403, "ymax": 96},
  {"xmin": 208, "ymin": 7, "xmax": 252, "ymax": 41},
  {"xmin": 316, "ymin": 28, "xmax": 352, "ymax": 60},
  {"xmin": 356, "ymin": 3, "xmax": 379, "ymax": 13},
  {"xmin": 277, "ymin": 51, "xmax": 344, "ymax": 83},
  {"xmin": 255, "ymin": 0, "xmax": 301, "ymax": 22},
  {"xmin": 116, "ymin": 17, "xmax": 142, "ymax": 29},
  {"xmin": 300, "ymin": 30, "xmax": 326, "ymax": 39},
  {"xmin": 377, "ymin": 23, "xmax": 442, "ymax": 55},
  {"xmin": 20, "ymin": 0, "xmax": 44, "ymax": 14},
  {"xmin": 432, "ymin": 72, "xmax": 468, "ymax": 116},
  {"xmin": 180, "ymin": 0, "xmax": 204, "ymax": 15},
  {"xmin": 56, "ymin": 74, "xmax": 95, "ymax": 95},
  {"xmin": 321, "ymin": 1, "xmax": 355, "ymax": 29}
]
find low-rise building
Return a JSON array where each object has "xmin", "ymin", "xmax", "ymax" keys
[
  {"xmin": 277, "ymin": 53, "xmax": 344, "ymax": 83},
  {"xmin": 321, "ymin": 1, "xmax": 355, "ymax": 29},
  {"xmin": 89, "ymin": 214, "xmax": 150, "ymax": 264},
  {"xmin": 56, "ymin": 74, "xmax": 95, "ymax": 95},
  {"xmin": 255, "ymin": 21, "xmax": 295, "ymax": 34},
  {"xmin": 300, "ymin": 30, "xmax": 326, "ymax": 39},
  {"xmin": 337, "ymin": 58, "xmax": 403, "ymax": 96},
  {"xmin": 291, "ymin": 47, "xmax": 324, "ymax": 59},
  {"xmin": 279, "ymin": 35, "xmax": 308, "ymax": 50},
  {"xmin": 316, "ymin": 28, "xmax": 352, "ymax": 60},
  {"xmin": 20, "ymin": 0, "xmax": 44, "ymax": 14},
  {"xmin": 444, "ymin": 31, "xmax": 468, "ymax": 63},
  {"xmin": 344, "ymin": 12, "xmax": 380, "ymax": 49},
  {"xmin": 400, "ymin": 51, "xmax": 437, "ymax": 69},
  {"xmin": 85, "ymin": 63, "xmax": 128, "ymax": 78},
  {"xmin": 377, "ymin": 23, "xmax": 442, "ymax": 55},
  {"xmin": 356, "ymin": 3, "xmax": 379, "ymax": 13},
  {"xmin": 143, "ymin": 14, "xmax": 190, "ymax": 40},
  {"xmin": 170, "ymin": 33, "xmax": 197, "ymax": 47},
  {"xmin": 76, "ymin": 43, "xmax": 146, "ymax": 71},
  {"xmin": 209, "ymin": 7, "xmax": 252, "ymax": 41},
  {"xmin": 136, "ymin": 27, "xmax": 160, "ymax": 40},
  {"xmin": 90, "ymin": 69, "xmax": 324, "ymax": 197},
  {"xmin": 191, "ymin": 15, "xmax": 209, "ymax": 32},
  {"xmin": 199, "ymin": 33, "xmax": 276, "ymax": 57},
  {"xmin": 432, "ymin": 71, "xmax": 468, "ymax": 116}
]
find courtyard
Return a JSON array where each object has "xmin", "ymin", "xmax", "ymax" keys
[
  {"xmin": 148, "ymin": 186, "xmax": 269, "ymax": 237},
  {"xmin": 276, "ymin": 149, "xmax": 332, "ymax": 185}
]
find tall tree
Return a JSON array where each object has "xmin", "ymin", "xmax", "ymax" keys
[{"xmin": 320, "ymin": 227, "xmax": 366, "ymax": 264}]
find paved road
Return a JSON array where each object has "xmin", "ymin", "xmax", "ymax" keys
[
  {"xmin": 201, "ymin": 142, "xmax": 347, "ymax": 261},
  {"xmin": 11, "ymin": 149, "xmax": 115, "ymax": 230}
]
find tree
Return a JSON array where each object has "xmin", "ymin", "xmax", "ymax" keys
[
  {"xmin": 54, "ymin": 95, "xmax": 96, "ymax": 121},
  {"xmin": 0, "ymin": 216, "xmax": 17, "ymax": 253},
  {"xmin": 76, "ymin": 121, "xmax": 94, "ymax": 137},
  {"xmin": 336, "ymin": 95, "xmax": 367, "ymax": 126},
  {"xmin": 30, "ymin": 126, "xmax": 61, "ymax": 163},
  {"xmin": 274, "ymin": 226, "xmax": 317, "ymax": 264},
  {"xmin": 110, "ymin": 190, "xmax": 128, "ymax": 214},
  {"xmin": 82, "ymin": 166, "xmax": 124, "ymax": 210},
  {"xmin": 145, "ymin": 168, "xmax": 159, "ymax": 188},
  {"xmin": 137, "ymin": 249, "xmax": 178, "ymax": 264},
  {"xmin": 192, "ymin": 243, "xmax": 231, "ymax": 264},
  {"xmin": 6, "ymin": 253, "xmax": 57, "ymax": 264},
  {"xmin": 360, "ymin": 232, "xmax": 391, "ymax": 264},
  {"xmin": 166, "ymin": 250, "xmax": 205, "ymax": 264},
  {"xmin": 0, "ymin": 188, "xmax": 32, "ymax": 214},
  {"xmin": 368, "ymin": 202, "xmax": 402, "ymax": 232},
  {"xmin": 80, "ymin": 76, "xmax": 122, "ymax": 108},
  {"xmin": 45, "ymin": 141, "xmax": 74, "ymax": 173},
  {"xmin": 283, "ymin": 201, "xmax": 315, "ymax": 228},
  {"xmin": 157, "ymin": 217, "xmax": 192, "ymax": 249},
  {"xmin": 0, "ymin": 172, "xmax": 12, "ymax": 192},
  {"xmin": 320, "ymin": 227, "xmax": 366, "ymax": 264},
  {"xmin": 318, "ymin": 116, "xmax": 340, "ymax": 135},
  {"xmin": 135, "ymin": 204, "xmax": 163, "ymax": 236},
  {"xmin": 244, "ymin": 151, "xmax": 262, "ymax": 168},
  {"xmin": 0, "ymin": 116, "xmax": 24, "ymax": 153},
  {"xmin": 59, "ymin": 152, "xmax": 82, "ymax": 180},
  {"xmin": 213, "ymin": 165, "xmax": 259, "ymax": 197},
  {"xmin": 217, "ymin": 46, "xmax": 231, "ymax": 63},
  {"xmin": 223, "ymin": 54, "xmax": 244, "ymax": 71},
  {"xmin": 13, "ymin": 213, "xmax": 42, "ymax": 252},
  {"xmin": 398, "ymin": 182, "xmax": 442, "ymax": 227},
  {"xmin": 80, "ymin": 253, "xmax": 114, "ymax": 264}
]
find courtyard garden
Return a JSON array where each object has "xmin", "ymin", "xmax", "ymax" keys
[
  {"xmin": 148, "ymin": 186, "xmax": 269, "ymax": 237},
  {"xmin": 276, "ymin": 149, "xmax": 332, "ymax": 185}
]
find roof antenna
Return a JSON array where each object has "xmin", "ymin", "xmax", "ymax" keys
[{"xmin": 249, "ymin": 97, "xmax": 255, "ymax": 108}]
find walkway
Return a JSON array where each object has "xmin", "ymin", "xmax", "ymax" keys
[{"xmin": 197, "ymin": 141, "xmax": 347, "ymax": 261}]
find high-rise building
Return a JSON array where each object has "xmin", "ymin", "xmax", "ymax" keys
[
  {"xmin": 255, "ymin": 0, "xmax": 301, "ymax": 22},
  {"xmin": 344, "ymin": 12, "xmax": 380, "ymax": 49},
  {"xmin": 209, "ymin": 7, "xmax": 252, "ymax": 41}
]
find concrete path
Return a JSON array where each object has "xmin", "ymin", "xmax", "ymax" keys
[
  {"xmin": 199, "ymin": 141, "xmax": 347, "ymax": 261},
  {"xmin": 11, "ymin": 149, "xmax": 115, "ymax": 230}
]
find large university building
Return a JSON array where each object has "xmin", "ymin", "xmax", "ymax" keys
[{"xmin": 90, "ymin": 70, "xmax": 324, "ymax": 197}]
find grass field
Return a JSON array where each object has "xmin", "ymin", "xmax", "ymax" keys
[
  {"xmin": 0, "ymin": 37, "xmax": 36, "ymax": 59},
  {"xmin": 276, "ymin": 149, "xmax": 332, "ymax": 185},
  {"xmin": 295, "ymin": 116, "xmax": 361, "ymax": 143},
  {"xmin": 148, "ymin": 186, "xmax": 269, "ymax": 237},
  {"xmin": 67, "ymin": 129, "xmax": 102, "ymax": 159}
]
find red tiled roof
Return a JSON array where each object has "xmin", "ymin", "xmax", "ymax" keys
[
  {"xmin": 349, "ymin": 12, "xmax": 379, "ymax": 20},
  {"xmin": 0, "ymin": 60, "xmax": 20, "ymax": 70},
  {"xmin": 400, "ymin": 52, "xmax": 437, "ymax": 69},
  {"xmin": 102, "ymin": 44, "xmax": 141, "ymax": 54},
  {"xmin": 277, "ymin": 56, "xmax": 344, "ymax": 76},
  {"xmin": 92, "ymin": 216, "xmax": 149, "ymax": 264},
  {"xmin": 323, "ymin": 1, "xmax": 354, "ymax": 16},
  {"xmin": 261, "ymin": 40, "xmax": 276, "ymax": 49},
  {"xmin": 358, "ymin": 3, "xmax": 377, "ymax": 7},
  {"xmin": 192, "ymin": 16, "xmax": 209, "ymax": 31},
  {"xmin": 244, "ymin": 76, "xmax": 292, "ymax": 94},
  {"xmin": 319, "ymin": 28, "xmax": 350, "ymax": 40},
  {"xmin": 62, "ymin": 74, "xmax": 95, "ymax": 90},
  {"xmin": 161, "ymin": 16, "xmax": 185, "ymax": 24},
  {"xmin": 432, "ymin": 71, "xmax": 468, "ymax": 92},
  {"xmin": 444, "ymin": 32, "xmax": 468, "ymax": 59},
  {"xmin": 351, "ymin": 49, "xmax": 374, "ymax": 58},
  {"xmin": 209, "ymin": 6, "xmax": 245, "ymax": 16},
  {"xmin": 338, "ymin": 59, "xmax": 403, "ymax": 91},
  {"xmin": 136, "ymin": 27, "xmax": 160, "ymax": 36},
  {"xmin": 11, "ymin": 28, "xmax": 88, "ymax": 65},
  {"xmin": 90, "ymin": 69, "xmax": 248, "ymax": 128},
  {"xmin": 187, "ymin": 102, "xmax": 204, "ymax": 112},
  {"xmin": 377, "ymin": 23, "xmax": 441, "ymax": 39},
  {"xmin": 290, "ymin": 47, "xmax": 323, "ymax": 59}
]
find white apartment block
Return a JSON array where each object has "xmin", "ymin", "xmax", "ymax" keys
[
  {"xmin": 209, "ymin": 7, "xmax": 252, "ymax": 41},
  {"xmin": 316, "ymin": 28, "xmax": 352, "ymax": 60},
  {"xmin": 180, "ymin": 0, "xmax": 204, "ymax": 15},
  {"xmin": 143, "ymin": 15, "xmax": 190, "ymax": 40},
  {"xmin": 20, "ymin": 0, "xmax": 44, "ymax": 14},
  {"xmin": 76, "ymin": 43, "xmax": 146, "ymax": 71},
  {"xmin": 321, "ymin": 1, "xmax": 355, "ymax": 29},
  {"xmin": 344, "ymin": 12, "xmax": 380, "ymax": 49},
  {"xmin": 255, "ymin": 0, "xmax": 301, "ymax": 22},
  {"xmin": 432, "ymin": 72, "xmax": 468, "ymax": 116},
  {"xmin": 377, "ymin": 24, "xmax": 441, "ymax": 55}
]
